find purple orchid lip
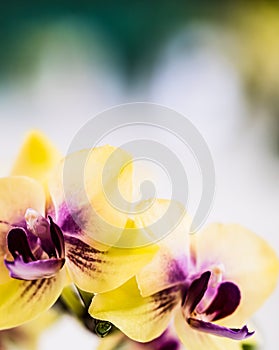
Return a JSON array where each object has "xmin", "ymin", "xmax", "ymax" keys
[
  {"xmin": 5, "ymin": 254, "xmax": 65, "ymax": 280},
  {"xmin": 182, "ymin": 271, "xmax": 254, "ymax": 341},
  {"xmin": 4, "ymin": 212, "xmax": 65, "ymax": 281},
  {"xmin": 188, "ymin": 319, "xmax": 255, "ymax": 340}
]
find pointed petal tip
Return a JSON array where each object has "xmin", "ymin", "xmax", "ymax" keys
[{"xmin": 11, "ymin": 130, "xmax": 61, "ymax": 183}]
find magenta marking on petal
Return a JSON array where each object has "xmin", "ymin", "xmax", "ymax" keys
[
  {"xmin": 188, "ymin": 318, "xmax": 255, "ymax": 340},
  {"xmin": 167, "ymin": 257, "xmax": 188, "ymax": 285},
  {"xmin": 204, "ymin": 282, "xmax": 241, "ymax": 321},
  {"xmin": 183, "ymin": 271, "xmax": 211, "ymax": 313},
  {"xmin": 7, "ymin": 228, "xmax": 36, "ymax": 262},
  {"xmin": 58, "ymin": 204, "xmax": 82, "ymax": 235}
]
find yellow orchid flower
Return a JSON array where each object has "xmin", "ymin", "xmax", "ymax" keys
[
  {"xmin": 90, "ymin": 217, "xmax": 279, "ymax": 350},
  {"xmin": 0, "ymin": 132, "xmax": 158, "ymax": 329}
]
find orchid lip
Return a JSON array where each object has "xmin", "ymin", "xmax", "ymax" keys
[
  {"xmin": 182, "ymin": 270, "xmax": 254, "ymax": 341},
  {"xmin": 188, "ymin": 318, "xmax": 255, "ymax": 340},
  {"xmin": 4, "ymin": 210, "xmax": 65, "ymax": 281}
]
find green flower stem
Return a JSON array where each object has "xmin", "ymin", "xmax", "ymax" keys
[
  {"xmin": 76, "ymin": 287, "xmax": 94, "ymax": 310},
  {"xmin": 59, "ymin": 285, "xmax": 114, "ymax": 338},
  {"xmin": 60, "ymin": 285, "xmax": 85, "ymax": 318}
]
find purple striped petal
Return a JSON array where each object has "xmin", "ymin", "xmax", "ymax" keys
[
  {"xmin": 204, "ymin": 282, "xmax": 241, "ymax": 321},
  {"xmin": 65, "ymin": 234, "xmax": 158, "ymax": 293},
  {"xmin": 183, "ymin": 271, "xmax": 211, "ymax": 313},
  {"xmin": 188, "ymin": 318, "xmax": 254, "ymax": 340},
  {"xmin": 5, "ymin": 256, "xmax": 65, "ymax": 280}
]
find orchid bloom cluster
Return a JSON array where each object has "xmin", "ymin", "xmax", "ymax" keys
[{"xmin": 0, "ymin": 131, "xmax": 278, "ymax": 350}]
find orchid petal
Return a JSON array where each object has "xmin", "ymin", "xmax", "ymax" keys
[
  {"xmin": 89, "ymin": 278, "xmax": 181, "ymax": 342},
  {"xmin": 11, "ymin": 130, "xmax": 61, "ymax": 186},
  {"xmin": 0, "ymin": 177, "xmax": 45, "ymax": 227},
  {"xmin": 174, "ymin": 310, "xmax": 243, "ymax": 350},
  {"xmin": 136, "ymin": 199, "xmax": 190, "ymax": 297},
  {"xmin": 64, "ymin": 234, "xmax": 158, "ymax": 293},
  {"xmin": 0, "ymin": 177, "xmax": 45, "ymax": 284},
  {"xmin": 0, "ymin": 269, "xmax": 67, "ymax": 329},
  {"xmin": 49, "ymin": 146, "xmax": 133, "ymax": 246},
  {"xmin": 191, "ymin": 223, "xmax": 279, "ymax": 326},
  {"xmin": 0, "ymin": 228, "xmax": 9, "ymax": 284}
]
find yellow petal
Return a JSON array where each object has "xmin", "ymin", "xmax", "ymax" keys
[
  {"xmin": 49, "ymin": 146, "xmax": 133, "ymax": 246},
  {"xmin": 191, "ymin": 223, "xmax": 279, "ymax": 326},
  {"xmin": 89, "ymin": 278, "xmax": 181, "ymax": 342},
  {"xmin": 135, "ymin": 199, "xmax": 190, "ymax": 296},
  {"xmin": 131, "ymin": 199, "xmax": 189, "ymax": 246},
  {"xmin": 0, "ymin": 269, "xmax": 67, "ymax": 329},
  {"xmin": 174, "ymin": 309, "xmax": 242, "ymax": 350},
  {"xmin": 65, "ymin": 234, "xmax": 158, "ymax": 293},
  {"xmin": 0, "ymin": 238, "xmax": 9, "ymax": 283},
  {"xmin": 0, "ymin": 176, "xmax": 45, "ymax": 284},
  {"xmin": 11, "ymin": 130, "xmax": 61, "ymax": 186},
  {"xmin": 0, "ymin": 176, "xmax": 45, "ymax": 224}
]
